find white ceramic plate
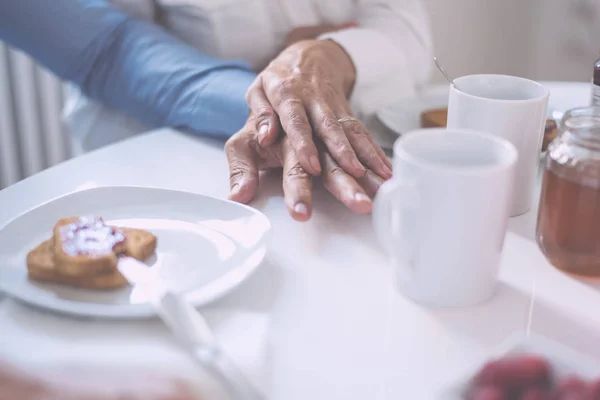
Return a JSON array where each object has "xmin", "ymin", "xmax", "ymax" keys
[
  {"xmin": 377, "ymin": 86, "xmax": 450, "ymax": 135},
  {"xmin": 442, "ymin": 332, "xmax": 600, "ymax": 399},
  {"xmin": 377, "ymin": 82, "xmax": 591, "ymax": 135},
  {"xmin": 0, "ymin": 186, "xmax": 271, "ymax": 319}
]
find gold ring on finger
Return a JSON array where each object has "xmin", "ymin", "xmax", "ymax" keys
[{"xmin": 337, "ymin": 117, "xmax": 360, "ymax": 124}]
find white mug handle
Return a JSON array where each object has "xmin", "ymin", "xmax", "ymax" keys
[{"xmin": 373, "ymin": 179, "xmax": 418, "ymax": 281}]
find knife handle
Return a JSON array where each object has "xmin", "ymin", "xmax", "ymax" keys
[
  {"xmin": 193, "ymin": 345, "xmax": 266, "ymax": 400},
  {"xmin": 159, "ymin": 293, "xmax": 267, "ymax": 400}
]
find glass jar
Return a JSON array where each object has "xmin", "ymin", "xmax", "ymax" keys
[
  {"xmin": 536, "ymin": 107, "xmax": 600, "ymax": 276},
  {"xmin": 592, "ymin": 57, "xmax": 600, "ymax": 106}
]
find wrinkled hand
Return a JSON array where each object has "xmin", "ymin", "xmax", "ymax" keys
[
  {"xmin": 226, "ymin": 116, "xmax": 384, "ymax": 221},
  {"xmin": 0, "ymin": 361, "xmax": 201, "ymax": 400},
  {"xmin": 246, "ymin": 39, "xmax": 392, "ymax": 180},
  {"xmin": 283, "ymin": 22, "xmax": 357, "ymax": 48}
]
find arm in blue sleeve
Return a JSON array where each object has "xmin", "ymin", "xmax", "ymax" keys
[{"xmin": 0, "ymin": 0, "xmax": 254, "ymax": 138}]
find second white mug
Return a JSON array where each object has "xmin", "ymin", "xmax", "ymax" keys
[{"xmin": 447, "ymin": 74, "xmax": 549, "ymax": 216}]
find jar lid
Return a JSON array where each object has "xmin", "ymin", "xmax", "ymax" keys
[{"xmin": 565, "ymin": 115, "xmax": 600, "ymax": 129}]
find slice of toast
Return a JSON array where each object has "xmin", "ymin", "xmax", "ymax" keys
[
  {"xmin": 27, "ymin": 240, "xmax": 128, "ymax": 290},
  {"xmin": 121, "ymin": 227, "xmax": 157, "ymax": 261},
  {"xmin": 420, "ymin": 108, "xmax": 448, "ymax": 128},
  {"xmin": 53, "ymin": 217, "xmax": 125, "ymax": 277},
  {"xmin": 542, "ymin": 119, "xmax": 558, "ymax": 151},
  {"xmin": 52, "ymin": 217, "xmax": 157, "ymax": 278}
]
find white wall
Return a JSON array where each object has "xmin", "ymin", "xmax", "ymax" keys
[
  {"xmin": 421, "ymin": 0, "xmax": 598, "ymax": 84},
  {"xmin": 530, "ymin": 0, "xmax": 600, "ymax": 81}
]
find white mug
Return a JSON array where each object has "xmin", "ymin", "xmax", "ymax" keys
[
  {"xmin": 373, "ymin": 128, "xmax": 518, "ymax": 307},
  {"xmin": 446, "ymin": 74, "xmax": 550, "ymax": 216}
]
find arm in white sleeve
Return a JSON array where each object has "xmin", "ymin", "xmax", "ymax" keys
[{"xmin": 319, "ymin": 0, "xmax": 433, "ymax": 117}]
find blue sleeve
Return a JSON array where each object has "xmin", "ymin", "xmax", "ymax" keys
[{"xmin": 0, "ymin": 0, "xmax": 255, "ymax": 138}]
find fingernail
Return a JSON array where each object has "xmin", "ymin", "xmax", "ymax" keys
[
  {"xmin": 354, "ymin": 192, "xmax": 371, "ymax": 204},
  {"xmin": 309, "ymin": 155, "xmax": 321, "ymax": 174},
  {"xmin": 258, "ymin": 123, "xmax": 269, "ymax": 137},
  {"xmin": 353, "ymin": 159, "xmax": 366, "ymax": 174},
  {"xmin": 384, "ymin": 165, "xmax": 393, "ymax": 177},
  {"xmin": 294, "ymin": 202, "xmax": 309, "ymax": 216},
  {"xmin": 230, "ymin": 183, "xmax": 240, "ymax": 195}
]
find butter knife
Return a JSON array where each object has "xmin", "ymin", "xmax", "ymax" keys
[{"xmin": 118, "ymin": 257, "xmax": 266, "ymax": 400}]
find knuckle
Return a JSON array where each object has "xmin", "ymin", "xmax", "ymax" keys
[
  {"xmin": 287, "ymin": 115, "xmax": 311, "ymax": 135},
  {"xmin": 254, "ymin": 106, "xmax": 274, "ymax": 121},
  {"xmin": 282, "ymin": 97, "xmax": 304, "ymax": 109},
  {"xmin": 286, "ymin": 164, "xmax": 309, "ymax": 179},
  {"xmin": 326, "ymin": 164, "xmax": 345, "ymax": 178},
  {"xmin": 276, "ymin": 78, "xmax": 298, "ymax": 95},
  {"xmin": 321, "ymin": 116, "xmax": 342, "ymax": 132},
  {"xmin": 335, "ymin": 144, "xmax": 354, "ymax": 157},
  {"xmin": 276, "ymin": 76, "xmax": 312, "ymax": 100},
  {"xmin": 355, "ymin": 142, "xmax": 376, "ymax": 157},
  {"xmin": 346, "ymin": 120, "xmax": 366, "ymax": 136},
  {"xmin": 366, "ymin": 147, "xmax": 379, "ymax": 161},
  {"xmin": 300, "ymin": 84, "xmax": 314, "ymax": 98},
  {"xmin": 229, "ymin": 165, "xmax": 247, "ymax": 181}
]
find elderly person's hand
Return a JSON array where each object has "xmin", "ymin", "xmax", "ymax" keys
[
  {"xmin": 0, "ymin": 361, "xmax": 201, "ymax": 400},
  {"xmin": 246, "ymin": 39, "xmax": 392, "ymax": 180},
  {"xmin": 226, "ymin": 114, "xmax": 384, "ymax": 221}
]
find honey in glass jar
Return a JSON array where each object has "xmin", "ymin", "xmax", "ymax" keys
[{"xmin": 536, "ymin": 107, "xmax": 600, "ymax": 276}]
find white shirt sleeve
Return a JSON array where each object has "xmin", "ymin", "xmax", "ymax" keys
[{"xmin": 318, "ymin": 0, "xmax": 433, "ymax": 118}]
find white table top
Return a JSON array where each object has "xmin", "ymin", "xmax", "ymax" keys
[{"xmin": 1, "ymin": 82, "xmax": 600, "ymax": 399}]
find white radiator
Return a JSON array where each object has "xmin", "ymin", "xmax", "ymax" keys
[{"xmin": 0, "ymin": 44, "xmax": 69, "ymax": 189}]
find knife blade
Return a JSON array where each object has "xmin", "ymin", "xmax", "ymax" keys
[{"xmin": 117, "ymin": 257, "xmax": 266, "ymax": 400}]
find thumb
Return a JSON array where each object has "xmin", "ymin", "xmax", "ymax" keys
[
  {"xmin": 246, "ymin": 78, "xmax": 279, "ymax": 147},
  {"xmin": 225, "ymin": 135, "xmax": 260, "ymax": 204}
]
